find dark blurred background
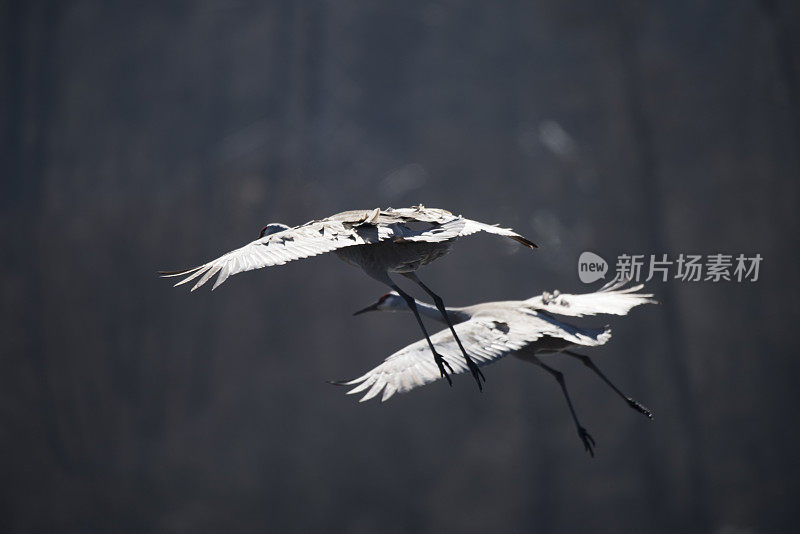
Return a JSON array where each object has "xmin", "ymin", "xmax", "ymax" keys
[{"xmin": 2, "ymin": 1, "xmax": 799, "ymax": 532}]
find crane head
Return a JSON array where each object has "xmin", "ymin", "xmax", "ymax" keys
[
  {"xmin": 353, "ymin": 292, "xmax": 404, "ymax": 315},
  {"xmin": 259, "ymin": 223, "xmax": 290, "ymax": 239}
]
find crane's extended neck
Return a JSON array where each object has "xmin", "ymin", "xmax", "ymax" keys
[
  {"xmin": 406, "ymin": 299, "xmax": 470, "ymax": 325},
  {"xmin": 367, "ymin": 292, "xmax": 471, "ymax": 324}
]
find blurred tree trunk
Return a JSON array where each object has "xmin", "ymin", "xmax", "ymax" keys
[
  {"xmin": 615, "ymin": 1, "xmax": 710, "ymax": 530},
  {"xmin": 5, "ymin": 0, "xmax": 73, "ymax": 474}
]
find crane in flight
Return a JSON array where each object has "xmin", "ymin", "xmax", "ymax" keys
[
  {"xmin": 160, "ymin": 205, "xmax": 536, "ymax": 390},
  {"xmin": 333, "ymin": 280, "xmax": 655, "ymax": 457}
]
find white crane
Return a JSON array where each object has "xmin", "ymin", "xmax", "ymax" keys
[
  {"xmin": 332, "ymin": 279, "xmax": 656, "ymax": 456},
  {"xmin": 160, "ymin": 205, "xmax": 536, "ymax": 390}
]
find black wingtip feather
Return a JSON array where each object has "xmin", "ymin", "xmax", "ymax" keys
[
  {"xmin": 157, "ymin": 266, "xmax": 202, "ymax": 278},
  {"xmin": 514, "ymin": 235, "xmax": 538, "ymax": 248},
  {"xmin": 326, "ymin": 380, "xmax": 350, "ymax": 387}
]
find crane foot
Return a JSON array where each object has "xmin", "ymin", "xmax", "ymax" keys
[
  {"xmin": 627, "ymin": 398, "xmax": 653, "ymax": 419},
  {"xmin": 465, "ymin": 355, "xmax": 485, "ymax": 391},
  {"xmin": 578, "ymin": 427, "xmax": 596, "ymax": 458},
  {"xmin": 434, "ymin": 352, "xmax": 453, "ymax": 386}
]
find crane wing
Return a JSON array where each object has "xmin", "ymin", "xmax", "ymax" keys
[
  {"xmin": 523, "ymin": 280, "xmax": 656, "ymax": 317},
  {"xmin": 458, "ymin": 218, "xmax": 537, "ymax": 248},
  {"xmin": 333, "ymin": 315, "xmax": 552, "ymax": 402},
  {"xmin": 160, "ymin": 206, "xmax": 536, "ymax": 291},
  {"xmin": 160, "ymin": 212, "xmax": 392, "ymax": 291},
  {"xmin": 384, "ymin": 206, "xmax": 536, "ymax": 247},
  {"xmin": 517, "ymin": 311, "xmax": 612, "ymax": 348},
  {"xmin": 396, "ymin": 217, "xmax": 536, "ymax": 247}
]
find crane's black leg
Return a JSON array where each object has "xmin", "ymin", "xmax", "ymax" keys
[
  {"xmin": 531, "ymin": 356, "xmax": 595, "ymax": 457},
  {"xmin": 562, "ymin": 350, "xmax": 653, "ymax": 419},
  {"xmin": 402, "ymin": 272, "xmax": 485, "ymax": 391},
  {"xmin": 388, "ymin": 283, "xmax": 454, "ymax": 386}
]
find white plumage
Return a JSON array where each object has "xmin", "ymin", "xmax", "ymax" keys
[
  {"xmin": 339, "ymin": 279, "xmax": 654, "ymax": 403},
  {"xmin": 337, "ymin": 281, "xmax": 655, "ymax": 457},
  {"xmin": 522, "ymin": 278, "xmax": 655, "ymax": 317},
  {"xmin": 161, "ymin": 205, "xmax": 537, "ymax": 390},
  {"xmin": 160, "ymin": 206, "xmax": 534, "ymax": 292}
]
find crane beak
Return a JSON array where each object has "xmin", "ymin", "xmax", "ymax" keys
[{"xmin": 353, "ymin": 302, "xmax": 380, "ymax": 316}]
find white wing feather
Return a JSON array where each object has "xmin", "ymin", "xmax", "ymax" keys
[
  {"xmin": 338, "ymin": 318, "xmax": 530, "ymax": 402},
  {"xmin": 524, "ymin": 281, "xmax": 656, "ymax": 317},
  {"xmin": 162, "ymin": 219, "xmax": 379, "ymax": 291},
  {"xmin": 162, "ymin": 208, "xmax": 536, "ymax": 291},
  {"xmin": 337, "ymin": 310, "xmax": 607, "ymax": 402},
  {"xmin": 459, "ymin": 218, "xmax": 537, "ymax": 248}
]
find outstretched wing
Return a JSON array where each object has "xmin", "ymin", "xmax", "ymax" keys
[
  {"xmin": 160, "ymin": 210, "xmax": 391, "ymax": 291},
  {"xmin": 458, "ymin": 218, "xmax": 537, "ymax": 248},
  {"xmin": 160, "ymin": 206, "xmax": 536, "ymax": 291},
  {"xmin": 385, "ymin": 206, "xmax": 537, "ymax": 248},
  {"xmin": 333, "ymin": 316, "xmax": 549, "ymax": 402},
  {"xmin": 523, "ymin": 280, "xmax": 656, "ymax": 317},
  {"xmin": 516, "ymin": 311, "xmax": 612, "ymax": 350}
]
